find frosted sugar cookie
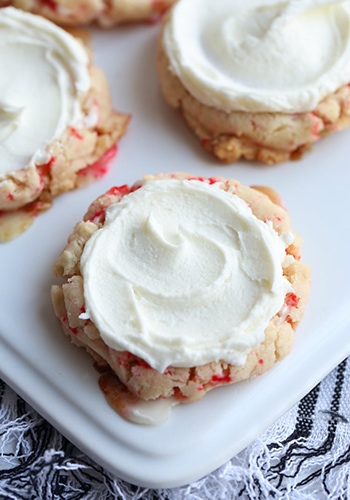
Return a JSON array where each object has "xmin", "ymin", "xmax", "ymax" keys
[
  {"xmin": 51, "ymin": 173, "xmax": 311, "ymax": 424},
  {"xmin": 157, "ymin": 0, "xmax": 350, "ymax": 164},
  {"xmin": 0, "ymin": 0, "xmax": 175, "ymax": 27},
  {"xmin": 0, "ymin": 7, "xmax": 129, "ymax": 241}
]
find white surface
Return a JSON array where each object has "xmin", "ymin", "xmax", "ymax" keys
[{"xmin": 1, "ymin": 24, "xmax": 350, "ymax": 489}]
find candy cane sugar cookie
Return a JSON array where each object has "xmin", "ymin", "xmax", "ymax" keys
[
  {"xmin": 0, "ymin": 7, "xmax": 129, "ymax": 242},
  {"xmin": 157, "ymin": 0, "xmax": 350, "ymax": 164},
  {"xmin": 0, "ymin": 0, "xmax": 175, "ymax": 27},
  {"xmin": 51, "ymin": 173, "xmax": 311, "ymax": 425}
]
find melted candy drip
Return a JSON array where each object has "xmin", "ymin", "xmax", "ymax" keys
[
  {"xmin": 0, "ymin": 202, "xmax": 45, "ymax": 242},
  {"xmin": 0, "ymin": 210, "xmax": 35, "ymax": 242},
  {"xmin": 98, "ymin": 371, "xmax": 178, "ymax": 425}
]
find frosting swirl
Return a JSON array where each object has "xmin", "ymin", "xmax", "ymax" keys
[
  {"xmin": 163, "ymin": 0, "xmax": 350, "ymax": 113},
  {"xmin": 81, "ymin": 179, "xmax": 293, "ymax": 372},
  {"xmin": 0, "ymin": 7, "xmax": 90, "ymax": 175}
]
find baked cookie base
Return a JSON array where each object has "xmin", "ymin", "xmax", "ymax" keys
[
  {"xmin": 0, "ymin": 0, "xmax": 175, "ymax": 26},
  {"xmin": 0, "ymin": 48, "xmax": 129, "ymax": 221},
  {"xmin": 51, "ymin": 173, "xmax": 311, "ymax": 405},
  {"xmin": 157, "ymin": 44, "xmax": 350, "ymax": 165}
]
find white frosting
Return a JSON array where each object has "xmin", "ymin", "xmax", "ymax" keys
[
  {"xmin": 81, "ymin": 179, "xmax": 293, "ymax": 373},
  {"xmin": 0, "ymin": 7, "xmax": 90, "ymax": 175},
  {"xmin": 163, "ymin": 0, "xmax": 350, "ymax": 113}
]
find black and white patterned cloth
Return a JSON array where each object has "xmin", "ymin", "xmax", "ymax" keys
[{"xmin": 1, "ymin": 358, "xmax": 350, "ymax": 499}]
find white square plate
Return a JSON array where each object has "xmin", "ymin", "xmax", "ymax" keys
[{"xmin": 1, "ymin": 24, "xmax": 350, "ymax": 488}]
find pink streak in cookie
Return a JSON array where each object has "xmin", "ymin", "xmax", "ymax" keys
[
  {"xmin": 210, "ymin": 373, "xmax": 232, "ymax": 385},
  {"xmin": 285, "ymin": 292, "xmax": 300, "ymax": 308},
  {"xmin": 88, "ymin": 208, "xmax": 106, "ymax": 224},
  {"xmin": 61, "ymin": 313, "xmax": 79, "ymax": 335},
  {"xmin": 70, "ymin": 127, "xmax": 84, "ymax": 140},
  {"xmin": 37, "ymin": 156, "xmax": 56, "ymax": 187},
  {"xmin": 106, "ymin": 184, "xmax": 131, "ymax": 196},
  {"xmin": 187, "ymin": 175, "xmax": 221, "ymax": 185},
  {"xmin": 135, "ymin": 359, "xmax": 152, "ymax": 370},
  {"xmin": 79, "ymin": 144, "xmax": 117, "ymax": 180},
  {"xmin": 310, "ymin": 112, "xmax": 322, "ymax": 139},
  {"xmin": 41, "ymin": 0, "xmax": 57, "ymax": 11}
]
